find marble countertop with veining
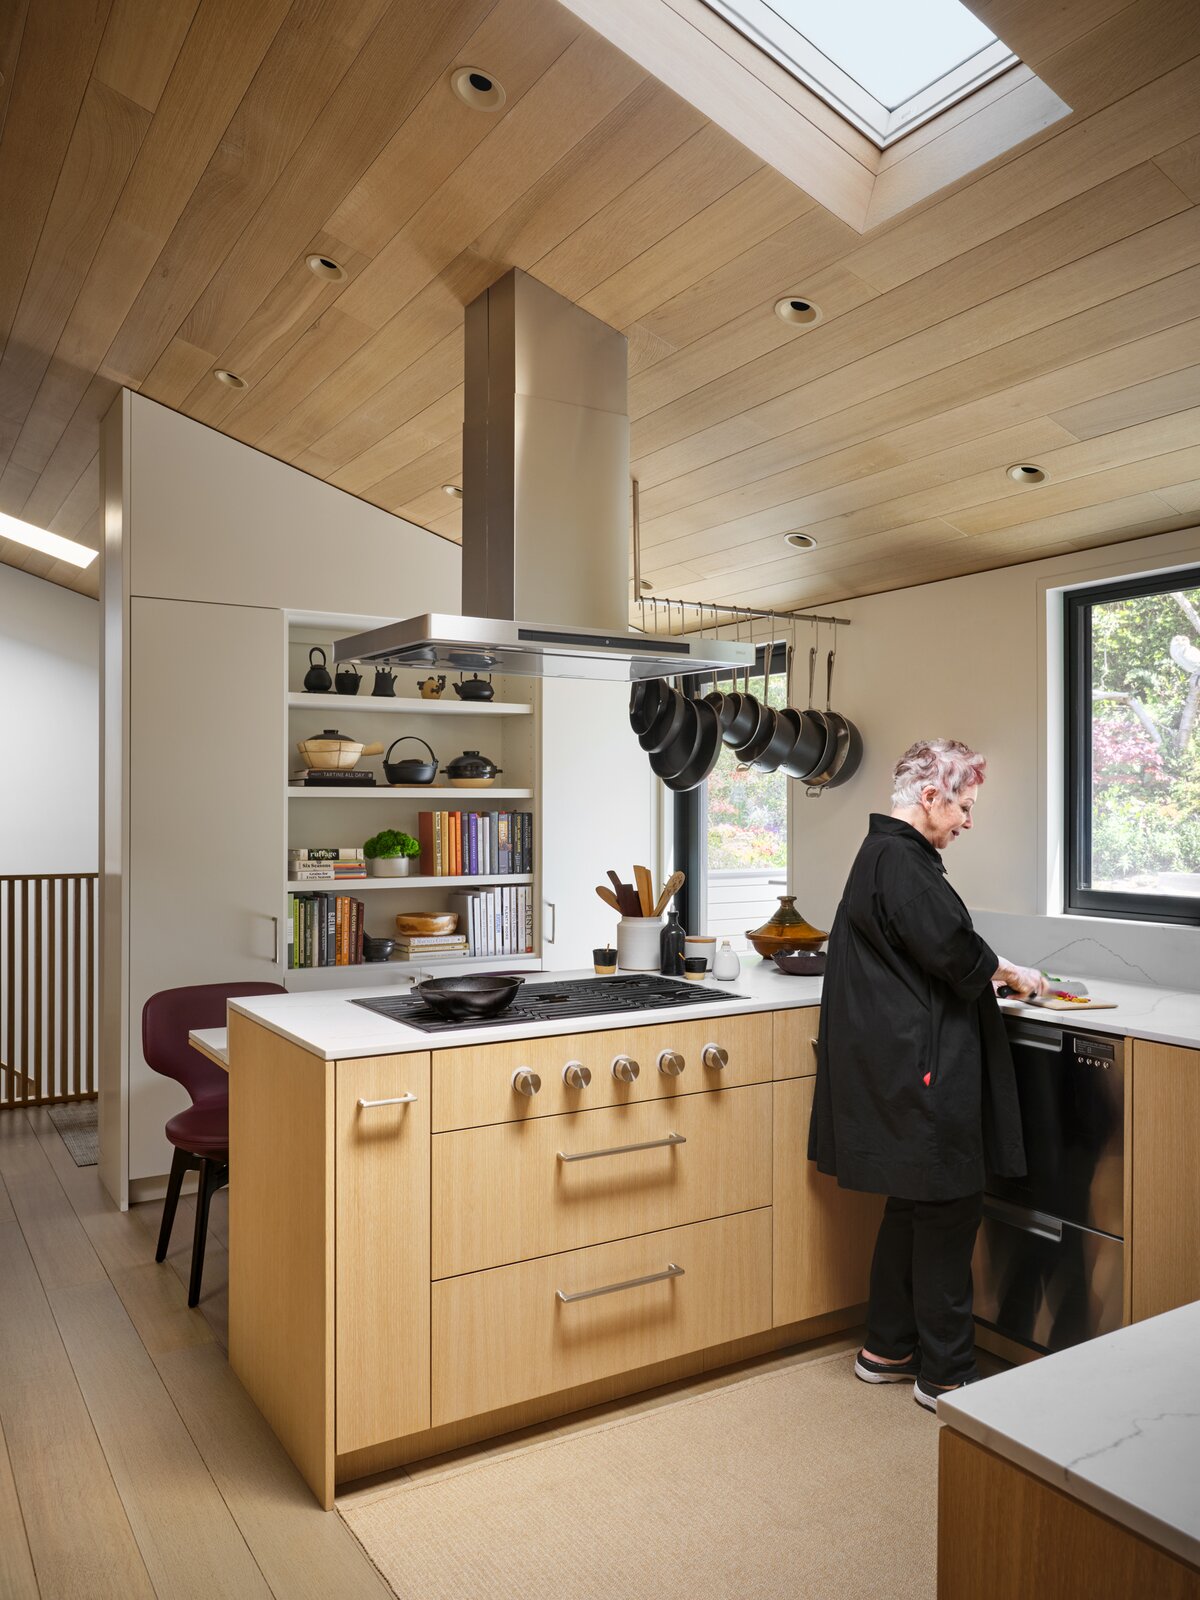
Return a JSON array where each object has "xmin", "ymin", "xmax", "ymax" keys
[{"xmin": 939, "ymin": 1301, "xmax": 1200, "ymax": 1568}]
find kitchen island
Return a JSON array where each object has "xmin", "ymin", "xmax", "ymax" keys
[{"xmin": 223, "ymin": 966, "xmax": 872, "ymax": 1508}]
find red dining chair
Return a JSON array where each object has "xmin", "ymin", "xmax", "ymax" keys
[{"xmin": 142, "ymin": 981, "xmax": 286, "ymax": 1306}]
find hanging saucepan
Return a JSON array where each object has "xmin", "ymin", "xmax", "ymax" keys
[
  {"xmin": 822, "ymin": 648, "xmax": 863, "ymax": 789},
  {"xmin": 709, "ymin": 609, "xmax": 754, "ymax": 746},
  {"xmin": 805, "ymin": 650, "xmax": 849, "ymax": 794},
  {"xmin": 793, "ymin": 647, "xmax": 836, "ymax": 787},
  {"xmin": 751, "ymin": 642, "xmax": 801, "ymax": 774},
  {"xmin": 734, "ymin": 639, "xmax": 779, "ymax": 765},
  {"xmin": 640, "ymin": 678, "xmax": 689, "ymax": 753},
  {"xmin": 779, "ymin": 643, "xmax": 828, "ymax": 781},
  {"xmin": 631, "ymin": 677, "xmax": 672, "ymax": 739},
  {"xmin": 668, "ymin": 673, "xmax": 724, "ymax": 791},
  {"xmin": 383, "ymin": 736, "xmax": 438, "ymax": 785},
  {"xmin": 650, "ymin": 679, "xmax": 703, "ymax": 782}
]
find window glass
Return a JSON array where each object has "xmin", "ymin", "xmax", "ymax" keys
[{"xmin": 1067, "ymin": 572, "xmax": 1200, "ymax": 922}]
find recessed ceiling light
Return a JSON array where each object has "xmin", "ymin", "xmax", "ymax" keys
[
  {"xmin": 0, "ymin": 510, "xmax": 98, "ymax": 568},
  {"xmin": 774, "ymin": 296, "xmax": 822, "ymax": 328},
  {"xmin": 306, "ymin": 253, "xmax": 346, "ymax": 282},
  {"xmin": 212, "ymin": 368, "xmax": 246, "ymax": 389},
  {"xmin": 1006, "ymin": 463, "xmax": 1047, "ymax": 484},
  {"xmin": 783, "ymin": 531, "xmax": 819, "ymax": 550},
  {"xmin": 639, "ymin": 579, "xmax": 654, "ymax": 592},
  {"xmin": 450, "ymin": 67, "xmax": 506, "ymax": 111},
  {"xmin": 441, "ymin": 483, "xmax": 463, "ymax": 498}
]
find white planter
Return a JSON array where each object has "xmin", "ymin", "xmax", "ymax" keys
[
  {"xmin": 369, "ymin": 856, "xmax": 416, "ymax": 877},
  {"xmin": 617, "ymin": 916, "xmax": 663, "ymax": 972}
]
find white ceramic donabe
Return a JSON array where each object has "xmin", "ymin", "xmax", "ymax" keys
[
  {"xmin": 617, "ymin": 916, "xmax": 664, "ymax": 972},
  {"xmin": 712, "ymin": 940, "xmax": 741, "ymax": 981},
  {"xmin": 684, "ymin": 935, "xmax": 716, "ymax": 970}
]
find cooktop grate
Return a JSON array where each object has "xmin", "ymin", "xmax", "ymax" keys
[{"xmin": 351, "ymin": 973, "xmax": 744, "ymax": 1034}]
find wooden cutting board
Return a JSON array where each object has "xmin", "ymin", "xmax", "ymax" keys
[{"xmin": 1002, "ymin": 996, "xmax": 1118, "ymax": 1010}]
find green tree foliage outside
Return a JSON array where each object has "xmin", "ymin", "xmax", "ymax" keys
[
  {"xmin": 1089, "ymin": 584, "xmax": 1200, "ymax": 893},
  {"xmin": 707, "ymin": 662, "xmax": 789, "ymax": 871}
]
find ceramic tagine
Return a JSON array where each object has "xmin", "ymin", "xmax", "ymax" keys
[{"xmin": 745, "ymin": 895, "xmax": 828, "ymax": 959}]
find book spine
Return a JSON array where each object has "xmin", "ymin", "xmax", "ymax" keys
[
  {"xmin": 454, "ymin": 811, "xmax": 463, "ymax": 876},
  {"xmin": 288, "ymin": 848, "xmax": 364, "ymax": 860},
  {"xmin": 468, "ymin": 813, "xmax": 477, "ymax": 876},
  {"xmin": 418, "ymin": 812, "xmax": 435, "ymax": 876}
]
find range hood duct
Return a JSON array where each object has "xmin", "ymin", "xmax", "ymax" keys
[{"xmin": 335, "ymin": 269, "xmax": 752, "ymax": 681}]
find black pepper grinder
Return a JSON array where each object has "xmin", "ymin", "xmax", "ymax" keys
[{"xmin": 659, "ymin": 906, "xmax": 685, "ymax": 976}]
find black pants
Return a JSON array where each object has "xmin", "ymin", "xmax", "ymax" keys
[{"xmin": 865, "ymin": 1192, "xmax": 983, "ymax": 1387}]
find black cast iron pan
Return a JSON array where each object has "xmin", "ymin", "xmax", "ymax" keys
[
  {"xmin": 668, "ymin": 680, "xmax": 724, "ymax": 791},
  {"xmin": 630, "ymin": 677, "xmax": 672, "ymax": 738},
  {"xmin": 822, "ymin": 649, "xmax": 863, "ymax": 789}
]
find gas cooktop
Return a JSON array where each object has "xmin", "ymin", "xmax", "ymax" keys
[{"xmin": 351, "ymin": 973, "xmax": 744, "ymax": 1034}]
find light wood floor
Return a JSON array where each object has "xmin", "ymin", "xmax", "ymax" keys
[{"xmin": 0, "ymin": 1102, "xmax": 885, "ymax": 1597}]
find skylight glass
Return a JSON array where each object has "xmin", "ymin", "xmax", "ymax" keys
[{"xmin": 702, "ymin": 0, "xmax": 1017, "ymax": 147}]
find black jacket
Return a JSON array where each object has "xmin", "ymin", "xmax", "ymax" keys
[{"xmin": 807, "ymin": 814, "xmax": 1025, "ymax": 1201}]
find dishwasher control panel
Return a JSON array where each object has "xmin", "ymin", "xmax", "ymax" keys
[{"xmin": 1068, "ymin": 1035, "xmax": 1119, "ymax": 1068}]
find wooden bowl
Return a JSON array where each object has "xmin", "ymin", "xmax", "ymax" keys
[{"xmin": 394, "ymin": 912, "xmax": 458, "ymax": 937}]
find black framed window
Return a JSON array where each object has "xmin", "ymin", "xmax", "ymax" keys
[
  {"xmin": 1065, "ymin": 567, "xmax": 1200, "ymax": 925},
  {"xmin": 673, "ymin": 641, "xmax": 789, "ymax": 937}
]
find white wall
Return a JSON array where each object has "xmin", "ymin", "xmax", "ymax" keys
[
  {"xmin": 787, "ymin": 525, "xmax": 1200, "ymax": 989},
  {"xmin": 0, "ymin": 562, "xmax": 98, "ymax": 873}
]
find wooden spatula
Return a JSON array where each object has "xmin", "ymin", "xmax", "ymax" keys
[
  {"xmin": 652, "ymin": 870, "xmax": 685, "ymax": 917},
  {"xmin": 595, "ymin": 885, "xmax": 621, "ymax": 912},
  {"xmin": 607, "ymin": 870, "xmax": 640, "ymax": 916},
  {"xmin": 634, "ymin": 865, "xmax": 654, "ymax": 917}
]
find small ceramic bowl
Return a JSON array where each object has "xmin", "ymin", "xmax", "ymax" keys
[
  {"xmin": 593, "ymin": 946, "xmax": 617, "ymax": 975},
  {"xmin": 682, "ymin": 956, "xmax": 709, "ymax": 981},
  {"xmin": 362, "ymin": 935, "xmax": 395, "ymax": 963}
]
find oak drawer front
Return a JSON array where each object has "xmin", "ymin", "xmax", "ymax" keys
[
  {"xmin": 432, "ymin": 1083, "xmax": 772, "ymax": 1278},
  {"xmin": 773, "ymin": 1006, "xmax": 820, "ymax": 1079},
  {"xmin": 431, "ymin": 1011, "xmax": 773, "ymax": 1131},
  {"xmin": 432, "ymin": 1208, "xmax": 772, "ymax": 1426}
]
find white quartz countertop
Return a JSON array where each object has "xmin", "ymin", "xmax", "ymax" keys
[
  {"xmin": 218, "ymin": 962, "xmax": 1200, "ymax": 1063},
  {"xmin": 939, "ymin": 1301, "xmax": 1200, "ymax": 1568},
  {"xmin": 223, "ymin": 962, "xmax": 823, "ymax": 1061}
]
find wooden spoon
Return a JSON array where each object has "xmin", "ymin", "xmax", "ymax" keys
[
  {"xmin": 607, "ymin": 870, "xmax": 640, "ymax": 916},
  {"xmin": 634, "ymin": 865, "xmax": 654, "ymax": 917},
  {"xmin": 595, "ymin": 885, "xmax": 621, "ymax": 912},
  {"xmin": 652, "ymin": 870, "xmax": 685, "ymax": 917}
]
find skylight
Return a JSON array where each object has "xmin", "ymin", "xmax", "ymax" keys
[{"xmin": 701, "ymin": 0, "xmax": 1018, "ymax": 147}]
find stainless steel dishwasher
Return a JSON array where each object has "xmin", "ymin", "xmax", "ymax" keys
[{"xmin": 973, "ymin": 1016, "xmax": 1125, "ymax": 1354}]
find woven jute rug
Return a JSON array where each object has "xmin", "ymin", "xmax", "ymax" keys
[
  {"xmin": 47, "ymin": 1099, "xmax": 99, "ymax": 1166},
  {"xmin": 340, "ymin": 1346, "xmax": 939, "ymax": 1600}
]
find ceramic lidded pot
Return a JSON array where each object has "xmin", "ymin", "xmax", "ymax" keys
[
  {"xmin": 745, "ymin": 895, "xmax": 828, "ymax": 959},
  {"xmin": 441, "ymin": 749, "xmax": 502, "ymax": 787}
]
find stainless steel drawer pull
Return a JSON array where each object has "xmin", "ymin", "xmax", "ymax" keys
[
  {"xmin": 357, "ymin": 1094, "xmax": 418, "ymax": 1109},
  {"xmin": 556, "ymin": 1262, "xmax": 685, "ymax": 1304},
  {"xmin": 557, "ymin": 1132, "xmax": 686, "ymax": 1163}
]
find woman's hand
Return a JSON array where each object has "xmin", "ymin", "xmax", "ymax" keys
[{"xmin": 993, "ymin": 960, "xmax": 1047, "ymax": 998}]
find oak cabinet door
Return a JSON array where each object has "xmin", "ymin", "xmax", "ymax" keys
[
  {"xmin": 1131, "ymin": 1040, "xmax": 1200, "ymax": 1322},
  {"xmin": 336, "ymin": 1054, "xmax": 431, "ymax": 1452},
  {"xmin": 772, "ymin": 1077, "xmax": 882, "ymax": 1326}
]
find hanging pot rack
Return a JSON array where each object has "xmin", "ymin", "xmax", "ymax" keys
[{"xmin": 636, "ymin": 596, "xmax": 852, "ymax": 633}]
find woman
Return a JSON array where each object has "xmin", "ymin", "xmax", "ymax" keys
[{"xmin": 807, "ymin": 739, "xmax": 1045, "ymax": 1412}]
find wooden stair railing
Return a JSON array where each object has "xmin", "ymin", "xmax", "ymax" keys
[{"xmin": 0, "ymin": 874, "xmax": 97, "ymax": 1107}]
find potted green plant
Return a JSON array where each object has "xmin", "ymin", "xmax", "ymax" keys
[{"xmin": 363, "ymin": 828, "xmax": 421, "ymax": 877}]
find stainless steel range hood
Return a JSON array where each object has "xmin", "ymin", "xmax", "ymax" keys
[{"xmin": 335, "ymin": 270, "xmax": 751, "ymax": 682}]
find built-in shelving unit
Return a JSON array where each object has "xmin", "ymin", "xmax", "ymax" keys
[
  {"xmin": 286, "ymin": 873, "xmax": 533, "ymax": 891},
  {"xmin": 286, "ymin": 614, "xmax": 541, "ymax": 988},
  {"xmin": 287, "ymin": 787, "xmax": 534, "ymax": 800},
  {"xmin": 288, "ymin": 691, "xmax": 532, "ymax": 717}
]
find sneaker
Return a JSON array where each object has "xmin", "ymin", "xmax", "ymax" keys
[
  {"xmin": 854, "ymin": 1348, "xmax": 921, "ymax": 1383},
  {"xmin": 913, "ymin": 1373, "xmax": 980, "ymax": 1413}
]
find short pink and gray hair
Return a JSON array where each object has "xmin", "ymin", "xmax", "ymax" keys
[{"xmin": 891, "ymin": 739, "xmax": 987, "ymax": 806}]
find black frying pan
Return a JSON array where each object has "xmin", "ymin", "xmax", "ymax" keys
[
  {"xmin": 806, "ymin": 650, "xmax": 849, "ymax": 793},
  {"xmin": 640, "ymin": 681, "xmax": 687, "ymax": 753},
  {"xmin": 778, "ymin": 646, "xmax": 827, "ymax": 780},
  {"xmin": 822, "ymin": 649, "xmax": 863, "ymax": 789},
  {"xmin": 630, "ymin": 677, "xmax": 671, "ymax": 738},
  {"xmin": 650, "ymin": 688, "xmax": 702, "ymax": 781},
  {"xmin": 733, "ymin": 643, "xmax": 779, "ymax": 765},
  {"xmin": 668, "ymin": 684, "xmax": 723, "ymax": 791}
]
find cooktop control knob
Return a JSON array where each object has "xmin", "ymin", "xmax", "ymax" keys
[
  {"xmin": 702, "ymin": 1043, "xmax": 729, "ymax": 1071},
  {"xmin": 511, "ymin": 1067, "xmax": 542, "ymax": 1097},
  {"xmin": 611, "ymin": 1055, "xmax": 640, "ymax": 1083},
  {"xmin": 657, "ymin": 1049, "xmax": 685, "ymax": 1077},
  {"xmin": 562, "ymin": 1060, "xmax": 591, "ymax": 1089}
]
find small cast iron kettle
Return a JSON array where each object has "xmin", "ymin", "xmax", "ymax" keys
[
  {"xmin": 453, "ymin": 672, "xmax": 495, "ymax": 701},
  {"xmin": 417, "ymin": 674, "xmax": 446, "ymax": 699},
  {"xmin": 334, "ymin": 661, "xmax": 362, "ymax": 695},
  {"xmin": 371, "ymin": 665, "xmax": 398, "ymax": 697},
  {"xmin": 303, "ymin": 646, "xmax": 332, "ymax": 693}
]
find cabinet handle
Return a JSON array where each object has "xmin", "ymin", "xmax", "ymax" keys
[
  {"xmin": 556, "ymin": 1262, "xmax": 684, "ymax": 1304},
  {"xmin": 557, "ymin": 1132, "xmax": 685, "ymax": 1163},
  {"xmin": 543, "ymin": 900, "xmax": 556, "ymax": 943},
  {"xmin": 271, "ymin": 914, "xmax": 282, "ymax": 965},
  {"xmin": 357, "ymin": 1094, "xmax": 418, "ymax": 1109}
]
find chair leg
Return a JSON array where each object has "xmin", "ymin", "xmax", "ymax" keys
[
  {"xmin": 156, "ymin": 1147, "xmax": 190, "ymax": 1263},
  {"xmin": 189, "ymin": 1158, "xmax": 216, "ymax": 1307}
]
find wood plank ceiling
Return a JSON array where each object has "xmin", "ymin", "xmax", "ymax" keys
[{"xmin": 0, "ymin": 0, "xmax": 1198, "ymax": 607}]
